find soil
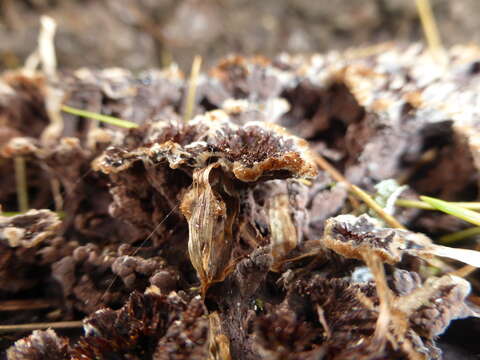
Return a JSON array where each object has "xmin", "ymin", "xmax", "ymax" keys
[{"xmin": 2, "ymin": 0, "xmax": 480, "ymax": 71}]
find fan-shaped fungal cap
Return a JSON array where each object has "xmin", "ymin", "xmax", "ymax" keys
[
  {"xmin": 323, "ymin": 214, "xmax": 432, "ymax": 264},
  {"xmin": 72, "ymin": 291, "xmax": 208, "ymax": 359},
  {"xmin": 0, "ymin": 209, "xmax": 61, "ymax": 248},
  {"xmin": 397, "ymin": 275, "xmax": 475, "ymax": 337},
  {"xmin": 7, "ymin": 329, "xmax": 69, "ymax": 360},
  {"xmin": 94, "ymin": 110, "xmax": 317, "ymax": 182}
]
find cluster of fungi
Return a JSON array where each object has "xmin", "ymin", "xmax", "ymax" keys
[{"xmin": 1, "ymin": 45, "xmax": 480, "ymax": 359}]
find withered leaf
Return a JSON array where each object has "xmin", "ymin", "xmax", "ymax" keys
[
  {"xmin": 181, "ymin": 163, "xmax": 238, "ymax": 295},
  {"xmin": 208, "ymin": 312, "xmax": 232, "ymax": 360},
  {"xmin": 268, "ymin": 192, "xmax": 297, "ymax": 271}
]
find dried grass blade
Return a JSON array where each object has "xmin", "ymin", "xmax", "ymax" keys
[
  {"xmin": 351, "ymin": 185, "xmax": 405, "ymax": 229},
  {"xmin": 0, "ymin": 321, "xmax": 82, "ymax": 333},
  {"xmin": 415, "ymin": 0, "xmax": 445, "ymax": 62},
  {"xmin": 183, "ymin": 55, "xmax": 202, "ymax": 122},
  {"xmin": 14, "ymin": 156, "xmax": 29, "ymax": 212}
]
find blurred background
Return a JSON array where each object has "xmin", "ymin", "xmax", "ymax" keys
[{"xmin": 0, "ymin": 0, "xmax": 478, "ymax": 71}]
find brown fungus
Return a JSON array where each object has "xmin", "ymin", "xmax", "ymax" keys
[
  {"xmin": 177, "ymin": 115, "xmax": 316, "ymax": 293},
  {"xmin": 71, "ymin": 289, "xmax": 208, "ymax": 360},
  {"xmin": 323, "ymin": 214, "xmax": 431, "ymax": 264},
  {"xmin": 95, "ymin": 110, "xmax": 317, "ymax": 294},
  {"xmin": 51, "ymin": 243, "xmax": 178, "ymax": 313},
  {"xmin": 321, "ymin": 214, "xmax": 479, "ymax": 359},
  {"xmin": 94, "ymin": 110, "xmax": 317, "ymax": 182},
  {"xmin": 324, "ymin": 214, "xmax": 480, "ymax": 268},
  {"xmin": 0, "ymin": 210, "xmax": 65, "ymax": 293},
  {"xmin": 396, "ymin": 275, "xmax": 475, "ymax": 338},
  {"xmin": 4, "ymin": 47, "xmax": 480, "ymax": 358},
  {"xmin": 0, "ymin": 73, "xmax": 50, "ymax": 143},
  {"xmin": 6, "ymin": 329, "xmax": 70, "ymax": 360},
  {"xmin": 2, "ymin": 133, "xmax": 130, "ymax": 246},
  {"xmin": 256, "ymin": 271, "xmax": 468, "ymax": 360},
  {"xmin": 200, "ymin": 55, "xmax": 292, "ymax": 119},
  {"xmin": 0, "ymin": 209, "xmax": 61, "ymax": 249}
]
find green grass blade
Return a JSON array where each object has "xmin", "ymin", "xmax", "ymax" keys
[
  {"xmin": 451, "ymin": 202, "xmax": 480, "ymax": 210},
  {"xmin": 2, "ymin": 211, "xmax": 65, "ymax": 219},
  {"xmin": 61, "ymin": 105, "xmax": 139, "ymax": 129},
  {"xmin": 395, "ymin": 198, "xmax": 435, "ymax": 210},
  {"xmin": 420, "ymin": 196, "xmax": 480, "ymax": 226},
  {"xmin": 439, "ymin": 227, "xmax": 480, "ymax": 244},
  {"xmin": 396, "ymin": 198, "xmax": 480, "ymax": 210}
]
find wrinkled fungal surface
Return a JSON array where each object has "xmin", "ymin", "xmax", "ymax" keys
[
  {"xmin": 0, "ymin": 210, "xmax": 68, "ymax": 293},
  {"xmin": 2, "ymin": 46, "xmax": 480, "ymax": 359},
  {"xmin": 323, "ymin": 214, "xmax": 434, "ymax": 264}
]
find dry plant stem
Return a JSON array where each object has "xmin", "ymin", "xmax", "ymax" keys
[
  {"xmin": 50, "ymin": 177, "xmax": 63, "ymax": 211},
  {"xmin": 161, "ymin": 49, "xmax": 173, "ymax": 68},
  {"xmin": 38, "ymin": 16, "xmax": 57, "ymax": 79},
  {"xmin": 23, "ymin": 16, "xmax": 57, "ymax": 77},
  {"xmin": 313, "ymin": 154, "xmax": 348, "ymax": 184},
  {"xmin": 469, "ymin": 295, "xmax": 480, "ymax": 307},
  {"xmin": 14, "ymin": 156, "xmax": 29, "ymax": 212},
  {"xmin": 313, "ymin": 154, "xmax": 360, "ymax": 208},
  {"xmin": 415, "ymin": 0, "xmax": 445, "ymax": 62},
  {"xmin": 0, "ymin": 321, "xmax": 83, "ymax": 333},
  {"xmin": 397, "ymin": 148, "xmax": 437, "ymax": 184},
  {"xmin": 450, "ymin": 265, "xmax": 476, "ymax": 278},
  {"xmin": 314, "ymin": 154, "xmax": 404, "ymax": 228},
  {"xmin": 351, "ymin": 185, "xmax": 405, "ymax": 229},
  {"xmin": 183, "ymin": 55, "xmax": 202, "ymax": 122},
  {"xmin": 343, "ymin": 43, "xmax": 394, "ymax": 61},
  {"xmin": 430, "ymin": 246, "xmax": 480, "ymax": 268},
  {"xmin": 0, "ymin": 299, "xmax": 55, "ymax": 312},
  {"xmin": 316, "ymin": 305, "xmax": 331, "ymax": 339},
  {"xmin": 364, "ymin": 253, "xmax": 392, "ymax": 347}
]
